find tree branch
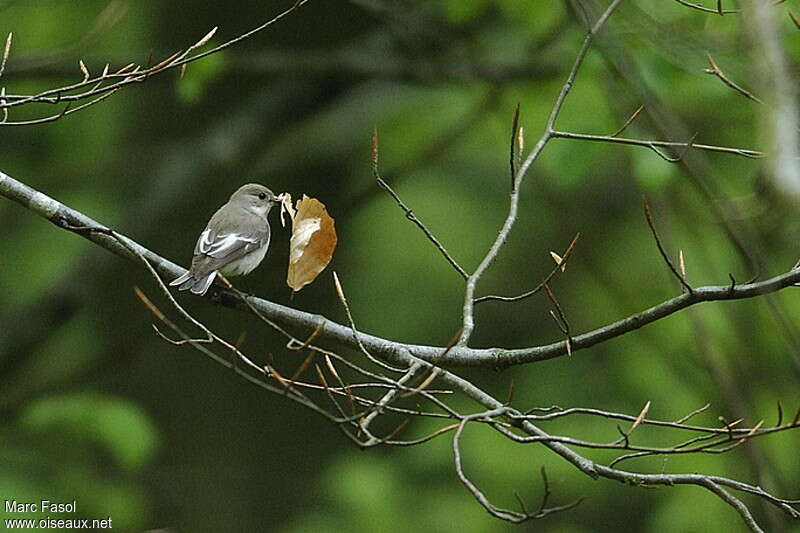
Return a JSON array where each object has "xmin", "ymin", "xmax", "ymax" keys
[
  {"xmin": 457, "ymin": 0, "xmax": 626, "ymax": 346},
  {"xmin": 4, "ymin": 169, "xmax": 800, "ymax": 370},
  {"xmin": 550, "ymin": 130, "xmax": 764, "ymax": 159},
  {"xmin": 0, "ymin": 1, "xmax": 308, "ymax": 125},
  {"xmin": 704, "ymin": 53, "xmax": 762, "ymax": 104},
  {"xmin": 3, "ymin": 170, "xmax": 798, "ymax": 531},
  {"xmin": 372, "ymin": 130, "xmax": 468, "ymax": 280}
]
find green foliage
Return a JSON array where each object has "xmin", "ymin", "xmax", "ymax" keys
[
  {"xmin": 441, "ymin": 0, "xmax": 491, "ymax": 25},
  {"xmin": 1, "ymin": 392, "xmax": 156, "ymax": 530},
  {"xmin": 20, "ymin": 392, "xmax": 158, "ymax": 471}
]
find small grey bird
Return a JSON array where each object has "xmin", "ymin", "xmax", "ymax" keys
[{"xmin": 170, "ymin": 183, "xmax": 279, "ymax": 296}]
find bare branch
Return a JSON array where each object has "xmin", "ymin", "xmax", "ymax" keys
[
  {"xmin": 550, "ymin": 130, "xmax": 764, "ymax": 159},
  {"xmin": 790, "ymin": 11, "xmax": 800, "ymax": 30},
  {"xmin": 704, "ymin": 53, "xmax": 762, "ymax": 103},
  {"xmin": 704, "ymin": 481, "xmax": 764, "ymax": 533},
  {"xmin": 372, "ymin": 130, "xmax": 468, "ymax": 280},
  {"xmin": 671, "ymin": 0, "xmax": 786, "ymax": 15},
  {"xmin": 475, "ymin": 233, "xmax": 580, "ymax": 305},
  {"xmin": 0, "ymin": 32, "xmax": 12, "ymax": 79},
  {"xmin": 672, "ymin": 0, "xmax": 739, "ymax": 15},
  {"xmin": 0, "ymin": 88, "xmax": 116, "ymax": 127},
  {"xmin": 5, "ymin": 171, "xmax": 800, "ymax": 370},
  {"xmin": 642, "ymin": 197, "xmax": 693, "ymax": 293},
  {"xmin": 3, "ymin": 170, "xmax": 798, "ymax": 530},
  {"xmin": 360, "ymin": 363, "xmax": 422, "ymax": 443},
  {"xmin": 453, "ymin": 410, "xmax": 583, "ymax": 523},
  {"xmin": 544, "ymin": 283, "xmax": 572, "ymax": 354},
  {"xmin": 458, "ymin": 0, "xmax": 626, "ymax": 346},
  {"xmin": 332, "ymin": 271, "xmax": 407, "ymax": 373},
  {"xmin": 0, "ymin": 1, "xmax": 308, "ymax": 125},
  {"xmin": 609, "ymin": 104, "xmax": 643, "ymax": 137},
  {"xmin": 439, "ymin": 371, "xmax": 799, "ymax": 530}
]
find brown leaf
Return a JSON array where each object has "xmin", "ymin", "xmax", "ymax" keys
[{"xmin": 287, "ymin": 195, "xmax": 337, "ymax": 292}]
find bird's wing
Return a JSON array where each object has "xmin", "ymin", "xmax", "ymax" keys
[
  {"xmin": 190, "ymin": 222, "xmax": 269, "ymax": 277},
  {"xmin": 195, "ymin": 229, "xmax": 261, "ymax": 258}
]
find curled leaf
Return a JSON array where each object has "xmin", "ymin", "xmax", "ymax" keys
[
  {"xmin": 277, "ymin": 192, "xmax": 295, "ymax": 228},
  {"xmin": 287, "ymin": 195, "xmax": 337, "ymax": 292}
]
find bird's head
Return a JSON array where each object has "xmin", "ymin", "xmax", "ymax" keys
[{"xmin": 230, "ymin": 183, "xmax": 279, "ymax": 217}]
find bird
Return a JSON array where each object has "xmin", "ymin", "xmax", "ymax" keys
[{"xmin": 169, "ymin": 183, "xmax": 279, "ymax": 296}]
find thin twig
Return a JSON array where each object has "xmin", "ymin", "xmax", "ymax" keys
[
  {"xmin": 544, "ymin": 283, "xmax": 571, "ymax": 355},
  {"xmin": 610, "ymin": 104, "xmax": 643, "ymax": 137},
  {"xmin": 458, "ymin": 0, "xmax": 626, "ymax": 346},
  {"xmin": 7, "ymin": 170, "xmax": 800, "ymax": 371},
  {"xmin": 0, "ymin": 89, "xmax": 117, "ymax": 127},
  {"xmin": 0, "ymin": 1, "xmax": 308, "ymax": 124},
  {"xmin": 372, "ymin": 130, "xmax": 468, "ymax": 280},
  {"xmin": 704, "ymin": 53, "xmax": 762, "ymax": 103},
  {"xmin": 475, "ymin": 233, "xmax": 580, "ymax": 305},
  {"xmin": 332, "ymin": 271, "xmax": 407, "ymax": 373},
  {"xmin": 0, "ymin": 32, "xmax": 12, "ymax": 79},
  {"xmin": 643, "ymin": 197, "xmax": 693, "ymax": 293},
  {"xmin": 671, "ymin": 0, "xmax": 786, "ymax": 15},
  {"xmin": 2, "ymin": 170, "xmax": 799, "ymax": 530},
  {"xmin": 510, "ymin": 103, "xmax": 521, "ymax": 190},
  {"xmin": 550, "ymin": 130, "xmax": 763, "ymax": 158},
  {"xmin": 360, "ymin": 363, "xmax": 422, "ymax": 443},
  {"xmin": 453, "ymin": 409, "xmax": 583, "ymax": 523},
  {"xmin": 790, "ymin": 11, "xmax": 800, "ymax": 30}
]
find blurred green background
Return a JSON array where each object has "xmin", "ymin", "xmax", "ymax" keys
[{"xmin": 1, "ymin": 1, "xmax": 799, "ymax": 531}]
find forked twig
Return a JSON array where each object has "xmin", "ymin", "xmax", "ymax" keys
[
  {"xmin": 453, "ymin": 410, "xmax": 584, "ymax": 523},
  {"xmin": 0, "ymin": 1, "xmax": 309, "ymax": 125},
  {"xmin": 458, "ymin": 0, "xmax": 626, "ymax": 346},
  {"xmin": 475, "ymin": 233, "xmax": 581, "ymax": 305}
]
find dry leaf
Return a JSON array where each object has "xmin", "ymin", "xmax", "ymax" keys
[
  {"xmin": 287, "ymin": 195, "xmax": 337, "ymax": 292},
  {"xmin": 277, "ymin": 192, "xmax": 295, "ymax": 228}
]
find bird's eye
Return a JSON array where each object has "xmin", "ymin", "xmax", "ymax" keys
[{"xmin": 258, "ymin": 192, "xmax": 267, "ymax": 200}]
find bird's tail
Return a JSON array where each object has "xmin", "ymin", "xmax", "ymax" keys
[{"xmin": 169, "ymin": 270, "xmax": 217, "ymax": 296}]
